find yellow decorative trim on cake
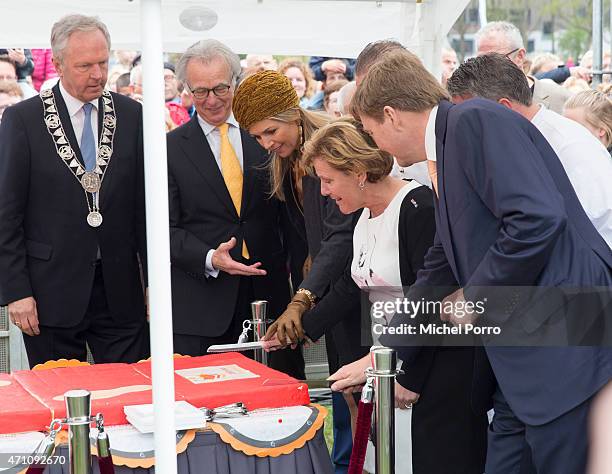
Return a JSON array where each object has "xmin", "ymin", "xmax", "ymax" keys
[{"xmin": 32, "ymin": 359, "xmax": 90, "ymax": 371}]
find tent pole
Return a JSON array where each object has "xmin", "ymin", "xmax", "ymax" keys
[
  {"xmin": 140, "ymin": 1, "xmax": 178, "ymax": 473},
  {"xmin": 479, "ymin": 0, "xmax": 488, "ymax": 27},
  {"xmin": 593, "ymin": 0, "xmax": 603, "ymax": 86}
]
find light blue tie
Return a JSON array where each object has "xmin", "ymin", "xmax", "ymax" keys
[{"xmin": 80, "ymin": 103, "xmax": 96, "ymax": 172}]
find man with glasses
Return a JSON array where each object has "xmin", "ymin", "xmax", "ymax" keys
[
  {"xmin": 0, "ymin": 56, "xmax": 37, "ymax": 99},
  {"xmin": 166, "ymin": 40, "xmax": 304, "ymax": 378},
  {"xmin": 476, "ymin": 21, "xmax": 571, "ymax": 114},
  {"xmin": 163, "ymin": 62, "xmax": 180, "ymax": 103}
]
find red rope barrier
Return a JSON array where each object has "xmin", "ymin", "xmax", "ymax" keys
[
  {"xmin": 98, "ymin": 454, "xmax": 115, "ymax": 474},
  {"xmin": 348, "ymin": 400, "xmax": 374, "ymax": 474},
  {"xmin": 25, "ymin": 467, "xmax": 45, "ymax": 474},
  {"xmin": 96, "ymin": 418, "xmax": 115, "ymax": 474}
]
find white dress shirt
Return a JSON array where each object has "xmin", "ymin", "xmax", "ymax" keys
[
  {"xmin": 58, "ymin": 81, "xmax": 99, "ymax": 147},
  {"xmin": 197, "ymin": 113, "xmax": 245, "ymax": 277},
  {"xmin": 391, "ymin": 159, "xmax": 432, "ymax": 188},
  {"xmin": 424, "ymin": 105, "xmax": 439, "ymax": 162},
  {"xmin": 197, "ymin": 113, "xmax": 244, "ymax": 171},
  {"xmin": 532, "ymin": 105, "xmax": 612, "ymax": 248},
  {"xmin": 59, "ymin": 81, "xmax": 102, "ymax": 259}
]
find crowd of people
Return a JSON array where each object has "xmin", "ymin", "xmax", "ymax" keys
[{"xmin": 0, "ymin": 13, "xmax": 611, "ymax": 474}]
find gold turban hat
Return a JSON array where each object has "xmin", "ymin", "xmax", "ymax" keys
[{"xmin": 233, "ymin": 70, "xmax": 300, "ymax": 130}]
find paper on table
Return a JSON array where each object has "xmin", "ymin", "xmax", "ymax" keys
[{"xmin": 124, "ymin": 401, "xmax": 206, "ymax": 433}]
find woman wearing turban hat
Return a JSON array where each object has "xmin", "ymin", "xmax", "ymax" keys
[
  {"xmin": 233, "ymin": 70, "xmax": 364, "ymax": 363},
  {"xmin": 234, "ymin": 72, "xmax": 367, "ymax": 468}
]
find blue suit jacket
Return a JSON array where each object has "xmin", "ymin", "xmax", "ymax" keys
[{"xmin": 391, "ymin": 99, "xmax": 612, "ymax": 425}]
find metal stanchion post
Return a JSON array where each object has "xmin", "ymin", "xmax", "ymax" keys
[
  {"xmin": 251, "ymin": 300, "xmax": 269, "ymax": 366},
  {"xmin": 369, "ymin": 347, "xmax": 399, "ymax": 474},
  {"xmin": 65, "ymin": 389, "xmax": 93, "ymax": 474}
]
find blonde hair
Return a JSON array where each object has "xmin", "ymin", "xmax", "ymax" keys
[
  {"xmin": 352, "ymin": 49, "xmax": 449, "ymax": 121},
  {"xmin": 562, "ymin": 77, "xmax": 590, "ymax": 94},
  {"xmin": 564, "ymin": 89, "xmax": 612, "ymax": 147},
  {"xmin": 277, "ymin": 58, "xmax": 316, "ymax": 99},
  {"xmin": 302, "ymin": 117, "xmax": 393, "ymax": 183},
  {"xmin": 529, "ymin": 53, "xmax": 562, "ymax": 76},
  {"xmin": 597, "ymin": 83, "xmax": 612, "ymax": 94},
  {"xmin": 0, "ymin": 80, "xmax": 24, "ymax": 98},
  {"xmin": 266, "ymin": 107, "xmax": 330, "ymax": 200}
]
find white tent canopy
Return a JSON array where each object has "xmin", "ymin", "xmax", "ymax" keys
[{"xmin": 2, "ymin": 0, "xmax": 469, "ymax": 75}]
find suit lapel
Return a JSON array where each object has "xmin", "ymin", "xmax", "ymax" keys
[
  {"xmin": 97, "ymin": 94, "xmax": 104, "ymax": 140},
  {"xmin": 434, "ymin": 100, "xmax": 460, "ymax": 280},
  {"xmin": 283, "ymin": 174, "xmax": 307, "ymax": 241},
  {"xmin": 181, "ymin": 116, "xmax": 238, "ymax": 217},
  {"xmin": 52, "ymin": 83, "xmax": 86, "ymax": 169},
  {"xmin": 239, "ymin": 129, "xmax": 259, "ymax": 216}
]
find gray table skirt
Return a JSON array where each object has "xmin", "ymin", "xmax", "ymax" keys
[{"xmin": 46, "ymin": 429, "xmax": 333, "ymax": 474}]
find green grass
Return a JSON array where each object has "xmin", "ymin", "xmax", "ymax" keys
[{"xmin": 323, "ymin": 404, "xmax": 334, "ymax": 453}]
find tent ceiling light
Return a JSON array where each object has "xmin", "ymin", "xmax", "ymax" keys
[{"xmin": 179, "ymin": 6, "xmax": 218, "ymax": 31}]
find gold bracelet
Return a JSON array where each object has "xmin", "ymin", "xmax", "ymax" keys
[{"xmin": 296, "ymin": 288, "xmax": 316, "ymax": 308}]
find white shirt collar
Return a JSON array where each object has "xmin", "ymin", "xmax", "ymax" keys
[
  {"xmin": 58, "ymin": 81, "xmax": 98, "ymax": 117},
  {"xmin": 531, "ymin": 103, "xmax": 546, "ymax": 122},
  {"xmin": 424, "ymin": 105, "xmax": 439, "ymax": 162},
  {"xmin": 197, "ymin": 112, "xmax": 240, "ymax": 136}
]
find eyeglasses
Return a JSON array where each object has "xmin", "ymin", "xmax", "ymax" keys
[
  {"xmin": 187, "ymin": 83, "xmax": 231, "ymax": 100},
  {"xmin": 504, "ymin": 48, "xmax": 520, "ymax": 59}
]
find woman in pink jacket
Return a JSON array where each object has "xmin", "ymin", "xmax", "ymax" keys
[{"xmin": 31, "ymin": 49, "xmax": 57, "ymax": 91}]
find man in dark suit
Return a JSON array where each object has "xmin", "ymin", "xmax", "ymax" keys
[
  {"xmin": 354, "ymin": 50, "xmax": 612, "ymax": 473},
  {"xmin": 0, "ymin": 15, "xmax": 149, "ymax": 367},
  {"xmin": 167, "ymin": 40, "xmax": 303, "ymax": 377}
]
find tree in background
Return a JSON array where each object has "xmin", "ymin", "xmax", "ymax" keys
[
  {"xmin": 450, "ymin": 0, "xmax": 609, "ymax": 61},
  {"xmin": 558, "ymin": 28, "xmax": 591, "ymax": 61},
  {"xmin": 487, "ymin": 0, "xmax": 545, "ymax": 48},
  {"xmin": 542, "ymin": 0, "xmax": 597, "ymax": 60}
]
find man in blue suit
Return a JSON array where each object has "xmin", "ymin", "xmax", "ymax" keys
[{"xmin": 352, "ymin": 49, "xmax": 612, "ymax": 473}]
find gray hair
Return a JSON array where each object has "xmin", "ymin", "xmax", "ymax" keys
[
  {"xmin": 476, "ymin": 21, "xmax": 524, "ymax": 51},
  {"xmin": 176, "ymin": 39, "xmax": 241, "ymax": 86},
  {"xmin": 337, "ymin": 81, "xmax": 357, "ymax": 116},
  {"xmin": 51, "ymin": 14, "xmax": 111, "ymax": 62}
]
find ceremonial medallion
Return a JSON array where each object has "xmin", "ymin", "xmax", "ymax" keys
[
  {"xmin": 44, "ymin": 114, "xmax": 60, "ymax": 129},
  {"xmin": 41, "ymin": 90, "xmax": 116, "ymax": 231},
  {"xmin": 99, "ymin": 145, "xmax": 112, "ymax": 160},
  {"xmin": 87, "ymin": 211, "xmax": 103, "ymax": 228},
  {"xmin": 58, "ymin": 145, "xmax": 74, "ymax": 161},
  {"xmin": 81, "ymin": 172, "xmax": 101, "ymax": 193}
]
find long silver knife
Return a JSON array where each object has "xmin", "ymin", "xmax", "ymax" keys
[{"xmin": 207, "ymin": 341, "xmax": 265, "ymax": 353}]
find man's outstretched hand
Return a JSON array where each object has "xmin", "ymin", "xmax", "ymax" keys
[{"xmin": 211, "ymin": 237, "xmax": 267, "ymax": 276}]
